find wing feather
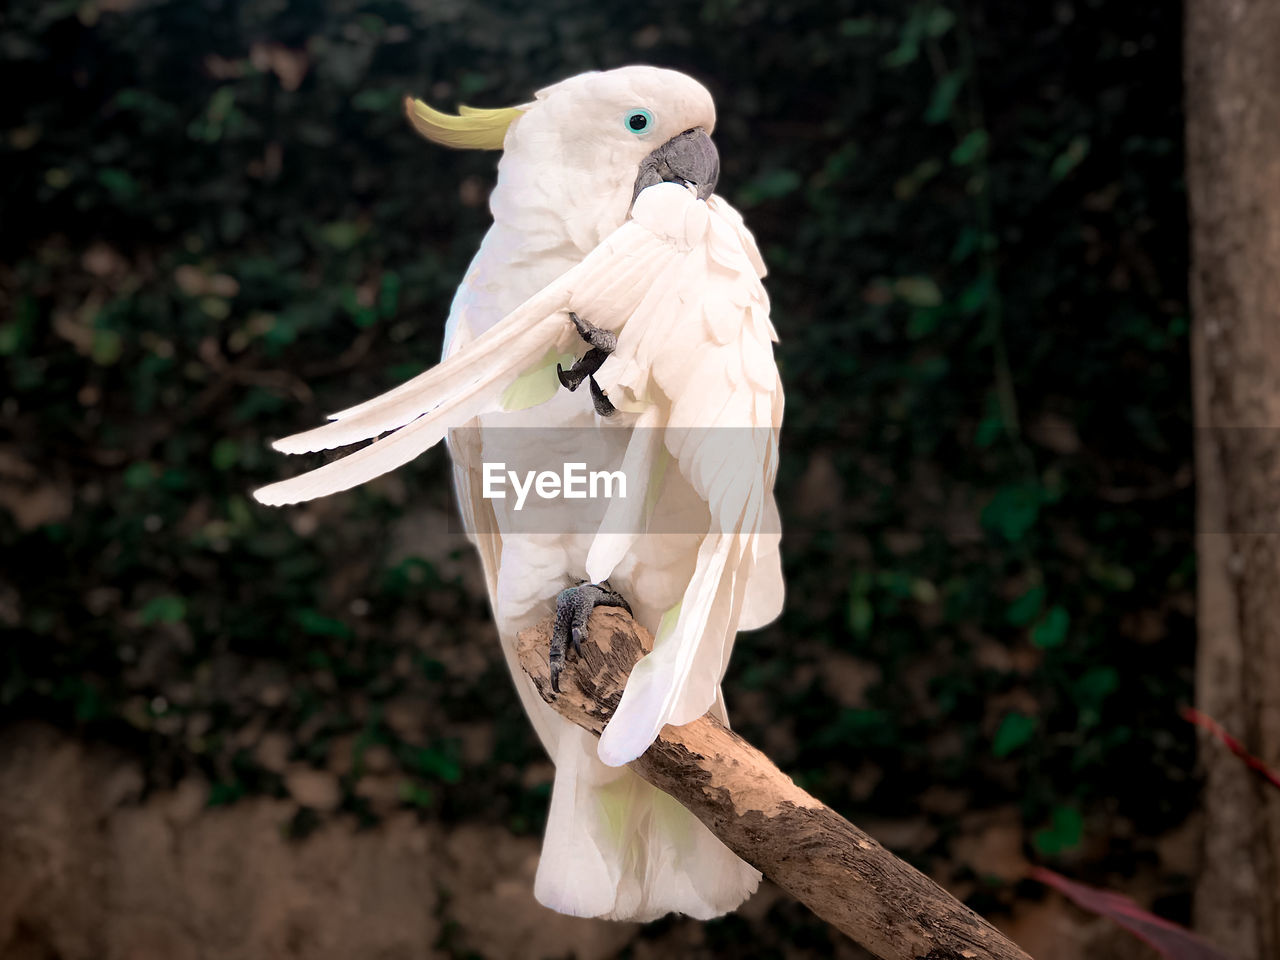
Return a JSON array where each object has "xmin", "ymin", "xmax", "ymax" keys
[
  {"xmin": 254, "ymin": 187, "xmax": 704, "ymax": 506},
  {"xmin": 592, "ymin": 191, "xmax": 785, "ymax": 766},
  {"xmin": 272, "ymin": 229, "xmax": 671, "ymax": 456}
]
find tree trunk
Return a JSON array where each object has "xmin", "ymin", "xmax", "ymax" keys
[{"xmin": 1185, "ymin": 2, "xmax": 1280, "ymax": 957}]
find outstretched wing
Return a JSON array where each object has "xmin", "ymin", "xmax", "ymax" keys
[
  {"xmin": 252, "ymin": 184, "xmax": 711, "ymax": 507},
  {"xmin": 593, "ymin": 194, "xmax": 785, "ymax": 767}
]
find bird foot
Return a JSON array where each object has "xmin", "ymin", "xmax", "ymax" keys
[
  {"xmin": 588, "ymin": 377, "xmax": 616, "ymax": 417},
  {"xmin": 550, "ymin": 580, "xmax": 633, "ymax": 693},
  {"xmin": 556, "ymin": 312, "xmax": 618, "ymax": 417}
]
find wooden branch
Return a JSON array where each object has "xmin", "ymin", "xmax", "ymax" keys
[{"xmin": 517, "ymin": 608, "xmax": 1033, "ymax": 960}]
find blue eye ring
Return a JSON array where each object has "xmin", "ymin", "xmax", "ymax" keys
[{"xmin": 624, "ymin": 108, "xmax": 654, "ymax": 134}]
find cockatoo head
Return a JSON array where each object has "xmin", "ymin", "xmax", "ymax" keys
[{"xmin": 405, "ymin": 66, "xmax": 719, "ymax": 249}]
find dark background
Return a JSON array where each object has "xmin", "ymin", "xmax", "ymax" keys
[{"xmin": 0, "ymin": 1, "xmax": 1193, "ymax": 957}]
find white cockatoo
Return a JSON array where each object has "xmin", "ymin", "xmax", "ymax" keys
[{"xmin": 254, "ymin": 66, "xmax": 784, "ymax": 922}]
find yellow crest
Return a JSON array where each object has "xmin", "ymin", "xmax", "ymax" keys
[{"xmin": 403, "ymin": 97, "xmax": 521, "ymax": 150}]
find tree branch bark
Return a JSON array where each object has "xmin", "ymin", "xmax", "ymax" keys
[
  {"xmin": 1186, "ymin": 2, "xmax": 1280, "ymax": 956},
  {"xmin": 516, "ymin": 607, "xmax": 1033, "ymax": 960}
]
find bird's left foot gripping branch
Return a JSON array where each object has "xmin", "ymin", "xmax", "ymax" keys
[
  {"xmin": 549, "ymin": 581, "xmax": 633, "ymax": 693},
  {"xmin": 253, "ymin": 65, "xmax": 784, "ymax": 923}
]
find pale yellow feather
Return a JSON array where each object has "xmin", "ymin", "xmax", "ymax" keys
[{"xmin": 403, "ymin": 96, "xmax": 521, "ymax": 150}]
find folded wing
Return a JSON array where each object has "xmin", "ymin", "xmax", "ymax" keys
[{"xmin": 594, "ymin": 194, "xmax": 785, "ymax": 766}]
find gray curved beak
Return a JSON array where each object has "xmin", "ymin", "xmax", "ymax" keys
[{"xmin": 631, "ymin": 127, "xmax": 720, "ymax": 204}]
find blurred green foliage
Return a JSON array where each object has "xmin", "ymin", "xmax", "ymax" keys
[{"xmin": 1, "ymin": 0, "xmax": 1193, "ymax": 941}]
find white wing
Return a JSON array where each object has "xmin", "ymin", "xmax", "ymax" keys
[
  {"xmin": 593, "ymin": 193, "xmax": 785, "ymax": 767},
  {"xmin": 252, "ymin": 184, "xmax": 709, "ymax": 507}
]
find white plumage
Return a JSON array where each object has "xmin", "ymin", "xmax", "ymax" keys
[{"xmin": 254, "ymin": 67, "xmax": 784, "ymax": 922}]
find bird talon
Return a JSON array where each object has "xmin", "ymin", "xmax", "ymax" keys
[
  {"xmin": 558, "ymin": 312, "xmax": 619, "ymax": 405},
  {"xmin": 557, "ymin": 349, "xmax": 607, "ymax": 393},
  {"xmin": 556, "ymin": 362, "xmax": 581, "ymax": 392},
  {"xmin": 549, "ymin": 581, "xmax": 632, "ymax": 688},
  {"xmin": 589, "ymin": 377, "xmax": 617, "ymax": 417}
]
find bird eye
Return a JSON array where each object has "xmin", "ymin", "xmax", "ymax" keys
[{"xmin": 624, "ymin": 109, "xmax": 654, "ymax": 134}]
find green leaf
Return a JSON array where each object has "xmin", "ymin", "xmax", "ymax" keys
[
  {"xmin": 199, "ymin": 297, "xmax": 230, "ymax": 320},
  {"xmin": 208, "ymin": 85, "xmax": 235, "ymax": 122},
  {"xmin": 1007, "ymin": 584, "xmax": 1046, "ymax": 627},
  {"xmin": 1033, "ymin": 806, "xmax": 1084, "ymax": 855},
  {"xmin": 1031, "ymin": 605, "xmax": 1070, "ymax": 648},
  {"xmin": 123, "ymin": 462, "xmax": 155, "ymax": 490},
  {"xmin": 341, "ymin": 286, "xmax": 378, "ymax": 328},
  {"xmin": 96, "ymin": 168, "xmax": 139, "ymax": 202},
  {"xmin": 819, "ymin": 143, "xmax": 861, "ymax": 183},
  {"xmin": 1074, "ymin": 666, "xmax": 1119, "ymax": 705},
  {"xmin": 950, "ymin": 228, "xmax": 996, "ymax": 264},
  {"xmin": 975, "ymin": 415, "xmax": 1004, "ymax": 448},
  {"xmin": 189, "ymin": 86, "xmax": 238, "ymax": 142},
  {"xmin": 352, "ymin": 88, "xmax": 400, "ymax": 112},
  {"xmin": 924, "ymin": 71, "xmax": 965, "ymax": 125},
  {"xmin": 319, "ymin": 220, "xmax": 364, "ymax": 251},
  {"xmin": 906, "ymin": 308, "xmax": 941, "ymax": 339},
  {"xmin": 981, "ymin": 485, "xmax": 1042, "ymax": 542},
  {"xmin": 1050, "ymin": 136, "xmax": 1090, "ymax": 181},
  {"xmin": 397, "ymin": 780, "xmax": 434, "ymax": 808},
  {"xmin": 883, "ymin": 40, "xmax": 920, "ymax": 68},
  {"xmin": 992, "ymin": 712, "xmax": 1036, "ymax": 757},
  {"xmin": 141, "ymin": 594, "xmax": 187, "ymax": 624},
  {"xmin": 211, "ymin": 438, "xmax": 240, "ymax": 471},
  {"xmin": 208, "ymin": 780, "xmax": 247, "ymax": 807},
  {"xmin": 893, "ymin": 275, "xmax": 942, "ymax": 307},
  {"xmin": 950, "ymin": 227, "xmax": 979, "ymax": 264},
  {"xmin": 404, "ymin": 744, "xmax": 463, "ymax": 783},
  {"xmin": 0, "ymin": 296, "xmax": 35, "ymax": 356},
  {"xmin": 1086, "ymin": 558, "xmax": 1136, "ymax": 591},
  {"xmin": 958, "ymin": 270, "xmax": 994, "ymax": 315},
  {"xmin": 0, "ymin": 323, "xmax": 23, "ymax": 356},
  {"xmin": 457, "ymin": 71, "xmax": 490, "ymax": 99},
  {"xmin": 894, "ymin": 157, "xmax": 943, "ymax": 200},
  {"xmin": 378, "ymin": 270, "xmax": 401, "ymax": 318},
  {"xmin": 882, "ymin": 7, "xmax": 925, "ymax": 68},
  {"xmin": 295, "ymin": 608, "xmax": 354, "ymax": 639},
  {"xmin": 738, "ymin": 169, "xmax": 802, "ymax": 206},
  {"xmin": 220, "ymin": 207, "xmax": 247, "ymax": 243},
  {"xmin": 911, "ymin": 578, "xmax": 939, "ymax": 604},
  {"xmin": 950, "ymin": 129, "xmax": 989, "ymax": 166},
  {"xmin": 72, "ymin": 681, "xmax": 106, "ymax": 722},
  {"xmin": 848, "ymin": 595, "xmax": 874, "ymax": 638},
  {"xmin": 924, "ymin": 6, "xmax": 956, "ymax": 37},
  {"xmin": 815, "ymin": 708, "xmax": 898, "ymax": 749},
  {"xmin": 839, "ymin": 16, "xmax": 878, "ymax": 37},
  {"xmin": 91, "ymin": 329, "xmax": 123, "ymax": 365}
]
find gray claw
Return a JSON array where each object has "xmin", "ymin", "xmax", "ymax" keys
[
  {"xmin": 549, "ymin": 581, "xmax": 633, "ymax": 693},
  {"xmin": 589, "ymin": 377, "xmax": 617, "ymax": 417},
  {"xmin": 557, "ymin": 313, "xmax": 618, "ymax": 398},
  {"xmin": 557, "ymin": 348, "xmax": 609, "ymax": 392}
]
